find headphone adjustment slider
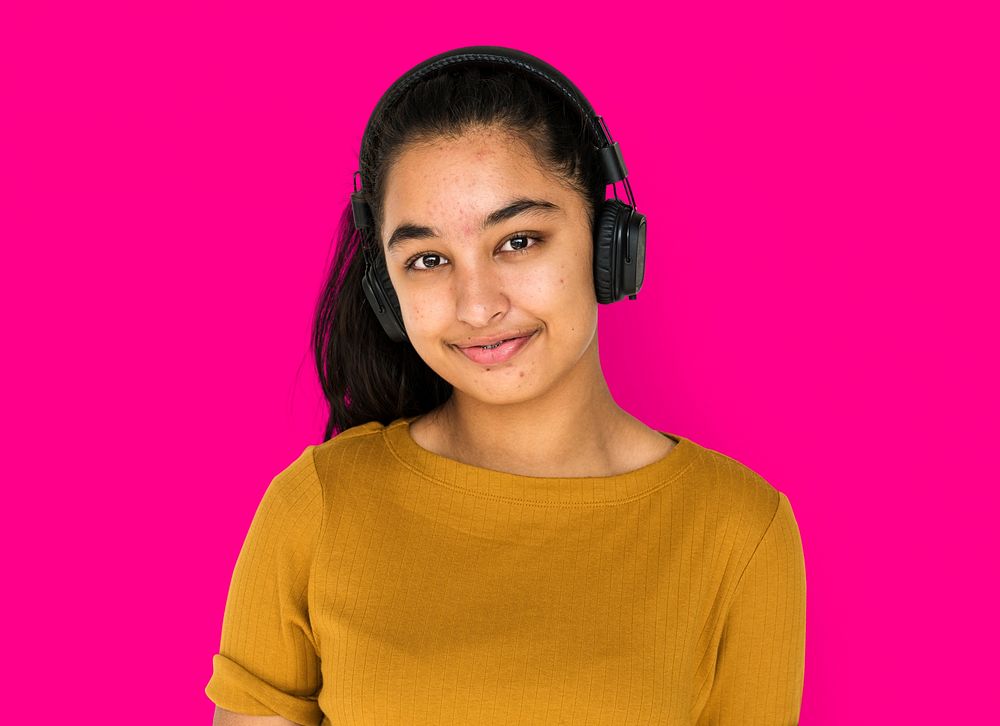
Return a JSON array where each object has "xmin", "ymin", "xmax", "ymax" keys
[
  {"xmin": 351, "ymin": 190, "xmax": 373, "ymax": 230},
  {"xmin": 599, "ymin": 142, "xmax": 628, "ymax": 184}
]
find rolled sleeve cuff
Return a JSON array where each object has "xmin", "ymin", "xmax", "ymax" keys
[{"xmin": 205, "ymin": 653, "xmax": 323, "ymax": 726}]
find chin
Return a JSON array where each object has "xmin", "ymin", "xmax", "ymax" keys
[{"xmin": 454, "ymin": 372, "xmax": 551, "ymax": 405}]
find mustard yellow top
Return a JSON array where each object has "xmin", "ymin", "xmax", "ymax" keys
[{"xmin": 206, "ymin": 416, "xmax": 806, "ymax": 725}]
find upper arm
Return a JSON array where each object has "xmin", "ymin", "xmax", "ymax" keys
[
  {"xmin": 697, "ymin": 491, "xmax": 807, "ymax": 725},
  {"xmin": 213, "ymin": 705, "xmax": 301, "ymax": 726},
  {"xmin": 205, "ymin": 447, "xmax": 326, "ymax": 726}
]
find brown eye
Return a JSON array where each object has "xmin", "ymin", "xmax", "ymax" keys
[
  {"xmin": 500, "ymin": 234, "xmax": 542, "ymax": 254},
  {"xmin": 405, "ymin": 252, "xmax": 450, "ymax": 272}
]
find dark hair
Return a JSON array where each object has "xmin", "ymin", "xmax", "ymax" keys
[{"xmin": 311, "ymin": 63, "xmax": 607, "ymax": 441}]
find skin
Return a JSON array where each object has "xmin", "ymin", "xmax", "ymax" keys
[
  {"xmin": 212, "ymin": 705, "xmax": 298, "ymax": 725},
  {"xmin": 380, "ymin": 124, "xmax": 675, "ymax": 477}
]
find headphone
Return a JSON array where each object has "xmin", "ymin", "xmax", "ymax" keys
[{"xmin": 349, "ymin": 45, "xmax": 647, "ymax": 343}]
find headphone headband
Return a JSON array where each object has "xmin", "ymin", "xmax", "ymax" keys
[{"xmin": 353, "ymin": 45, "xmax": 630, "ymax": 228}]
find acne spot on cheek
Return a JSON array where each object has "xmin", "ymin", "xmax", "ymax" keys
[{"xmin": 519, "ymin": 371, "xmax": 524, "ymax": 378}]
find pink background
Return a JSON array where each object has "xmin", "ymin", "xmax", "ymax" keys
[{"xmin": 3, "ymin": 2, "xmax": 997, "ymax": 723}]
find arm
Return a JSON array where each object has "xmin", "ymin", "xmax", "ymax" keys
[
  {"xmin": 213, "ymin": 705, "xmax": 301, "ymax": 726},
  {"xmin": 205, "ymin": 447, "xmax": 325, "ymax": 726},
  {"xmin": 697, "ymin": 491, "xmax": 807, "ymax": 725}
]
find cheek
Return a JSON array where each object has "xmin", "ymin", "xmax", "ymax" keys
[
  {"xmin": 518, "ymin": 246, "xmax": 592, "ymax": 303},
  {"xmin": 398, "ymin": 291, "xmax": 452, "ymax": 339}
]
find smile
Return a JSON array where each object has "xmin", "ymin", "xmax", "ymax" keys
[{"xmin": 453, "ymin": 330, "xmax": 539, "ymax": 366}]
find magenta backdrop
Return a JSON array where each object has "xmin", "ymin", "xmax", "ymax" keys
[{"xmin": 3, "ymin": 2, "xmax": 997, "ymax": 723}]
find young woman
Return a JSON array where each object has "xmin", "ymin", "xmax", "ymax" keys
[{"xmin": 206, "ymin": 47, "xmax": 807, "ymax": 726}]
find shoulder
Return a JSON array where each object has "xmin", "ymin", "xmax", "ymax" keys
[
  {"xmin": 303, "ymin": 419, "xmax": 412, "ymax": 509},
  {"xmin": 309, "ymin": 419, "xmax": 391, "ymax": 478},
  {"xmin": 229, "ymin": 423, "xmax": 391, "ymax": 577},
  {"xmin": 678, "ymin": 437, "xmax": 803, "ymax": 596},
  {"xmin": 235, "ymin": 445, "xmax": 325, "ymax": 557},
  {"xmin": 682, "ymin": 437, "xmax": 795, "ymax": 545},
  {"xmin": 256, "ymin": 420, "xmax": 389, "ymax": 514},
  {"xmin": 248, "ymin": 423, "xmax": 389, "ymax": 547}
]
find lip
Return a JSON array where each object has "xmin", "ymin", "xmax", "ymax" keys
[
  {"xmin": 453, "ymin": 328, "xmax": 540, "ymax": 348},
  {"xmin": 452, "ymin": 329, "xmax": 540, "ymax": 366}
]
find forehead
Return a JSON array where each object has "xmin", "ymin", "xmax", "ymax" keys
[{"xmin": 381, "ymin": 128, "xmax": 571, "ymax": 228}]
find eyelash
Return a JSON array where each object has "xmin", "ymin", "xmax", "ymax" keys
[{"xmin": 403, "ymin": 232, "xmax": 544, "ymax": 272}]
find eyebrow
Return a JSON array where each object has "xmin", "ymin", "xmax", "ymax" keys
[{"xmin": 385, "ymin": 197, "xmax": 562, "ymax": 254}]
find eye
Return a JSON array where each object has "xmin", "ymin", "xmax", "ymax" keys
[
  {"xmin": 402, "ymin": 232, "xmax": 544, "ymax": 272},
  {"xmin": 405, "ymin": 252, "xmax": 450, "ymax": 272},
  {"xmin": 499, "ymin": 233, "xmax": 543, "ymax": 255}
]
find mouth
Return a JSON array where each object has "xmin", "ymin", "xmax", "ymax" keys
[{"xmin": 451, "ymin": 329, "xmax": 540, "ymax": 366}]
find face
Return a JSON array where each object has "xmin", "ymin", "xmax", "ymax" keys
[{"xmin": 379, "ymin": 125, "xmax": 600, "ymax": 405}]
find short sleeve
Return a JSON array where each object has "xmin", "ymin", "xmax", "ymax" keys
[
  {"xmin": 698, "ymin": 491, "xmax": 807, "ymax": 725},
  {"xmin": 205, "ymin": 446, "xmax": 325, "ymax": 726}
]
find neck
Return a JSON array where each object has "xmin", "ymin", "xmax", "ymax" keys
[{"xmin": 426, "ymin": 336, "xmax": 641, "ymax": 476}]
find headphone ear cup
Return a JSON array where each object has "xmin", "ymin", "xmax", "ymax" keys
[
  {"xmin": 624, "ymin": 209, "xmax": 647, "ymax": 299},
  {"xmin": 361, "ymin": 246, "xmax": 408, "ymax": 342},
  {"xmin": 593, "ymin": 199, "xmax": 629, "ymax": 303}
]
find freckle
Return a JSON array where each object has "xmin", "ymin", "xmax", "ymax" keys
[
  {"xmin": 559, "ymin": 278, "xmax": 563, "ymax": 284},
  {"xmin": 519, "ymin": 371, "xmax": 524, "ymax": 378}
]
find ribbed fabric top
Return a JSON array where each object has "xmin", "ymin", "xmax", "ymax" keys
[{"xmin": 206, "ymin": 415, "xmax": 806, "ymax": 725}]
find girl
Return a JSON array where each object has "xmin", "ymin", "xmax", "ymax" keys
[{"xmin": 206, "ymin": 46, "xmax": 806, "ymax": 726}]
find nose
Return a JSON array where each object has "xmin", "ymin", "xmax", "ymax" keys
[{"xmin": 452, "ymin": 258, "xmax": 511, "ymax": 328}]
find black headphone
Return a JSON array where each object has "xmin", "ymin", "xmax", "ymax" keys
[{"xmin": 349, "ymin": 45, "xmax": 647, "ymax": 343}]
